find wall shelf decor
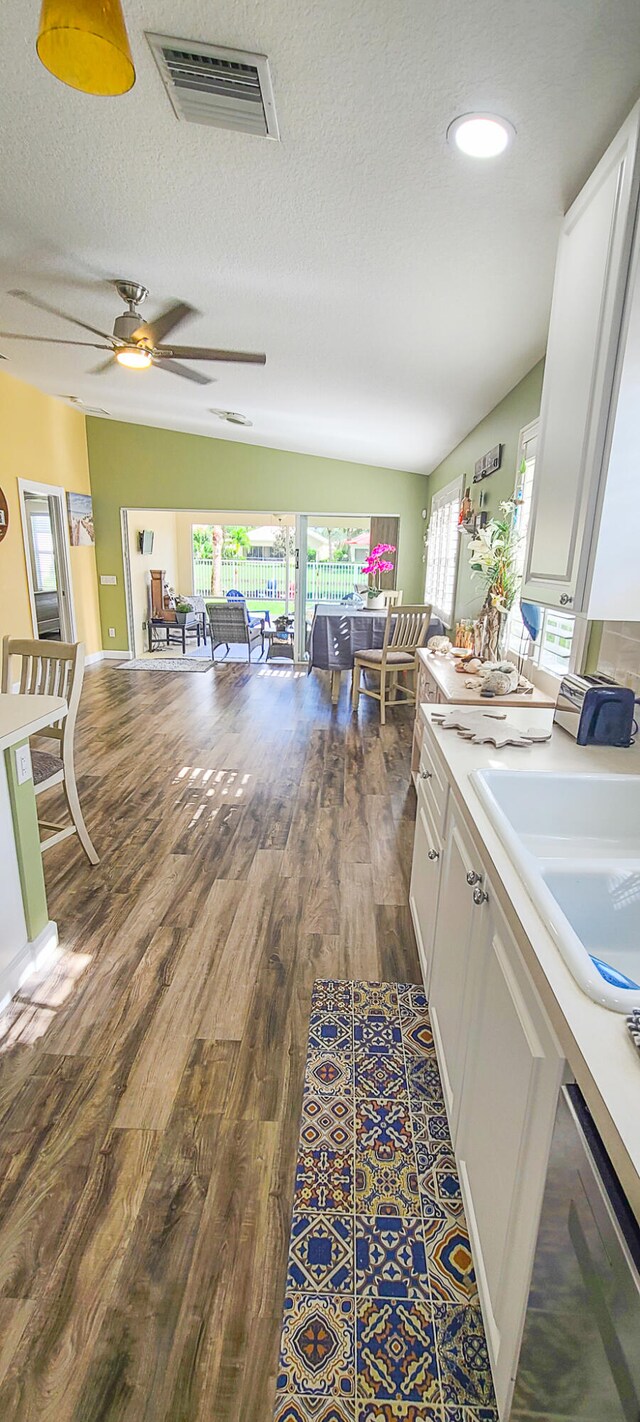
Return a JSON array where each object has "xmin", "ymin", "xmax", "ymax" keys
[{"xmin": 473, "ymin": 443, "xmax": 503, "ymax": 482}]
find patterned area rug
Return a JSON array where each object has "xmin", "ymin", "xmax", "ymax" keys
[
  {"xmin": 274, "ymin": 980, "xmax": 497, "ymax": 1422},
  {"xmin": 116, "ymin": 658, "xmax": 213, "ymax": 673}
]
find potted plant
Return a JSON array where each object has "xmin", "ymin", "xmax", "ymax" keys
[
  {"xmin": 173, "ymin": 598, "xmax": 193, "ymax": 626},
  {"xmin": 468, "ymin": 501, "xmax": 520, "ymax": 660},
  {"xmin": 361, "ymin": 543, "xmax": 396, "ymax": 609}
]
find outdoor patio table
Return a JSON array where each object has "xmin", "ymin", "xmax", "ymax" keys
[{"xmin": 307, "ymin": 602, "xmax": 444, "ymax": 703}]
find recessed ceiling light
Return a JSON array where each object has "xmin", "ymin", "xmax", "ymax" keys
[
  {"xmin": 447, "ymin": 113, "xmax": 515, "ymax": 158},
  {"xmin": 211, "ymin": 408, "xmax": 253, "ymax": 427}
]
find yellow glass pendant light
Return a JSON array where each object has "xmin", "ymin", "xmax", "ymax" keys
[{"xmin": 36, "ymin": 0, "xmax": 135, "ymax": 96}]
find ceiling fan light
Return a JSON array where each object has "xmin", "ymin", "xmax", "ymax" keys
[
  {"xmin": 36, "ymin": 0, "xmax": 136, "ymax": 96},
  {"xmin": 116, "ymin": 345, "xmax": 151, "ymax": 369}
]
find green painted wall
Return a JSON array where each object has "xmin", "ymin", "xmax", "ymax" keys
[
  {"xmin": 426, "ymin": 361, "xmax": 545, "ymax": 626},
  {"xmin": 86, "ymin": 419, "xmax": 428, "ymax": 651}
]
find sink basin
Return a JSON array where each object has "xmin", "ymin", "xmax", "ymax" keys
[{"xmin": 471, "ymin": 769, "xmax": 640, "ymax": 1011}]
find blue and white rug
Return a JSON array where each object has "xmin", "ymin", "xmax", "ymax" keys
[{"xmin": 274, "ymin": 979, "xmax": 497, "ymax": 1420}]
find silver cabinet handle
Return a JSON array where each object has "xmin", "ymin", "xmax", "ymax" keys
[
  {"xmin": 559, "ymin": 593, "xmax": 573, "ymax": 606},
  {"xmin": 420, "ymin": 768, "xmax": 432, "ymax": 780},
  {"xmin": 473, "ymin": 886, "xmax": 489, "ymax": 905},
  {"xmin": 427, "ymin": 848, "xmax": 440, "ymax": 861},
  {"xmin": 466, "ymin": 870, "xmax": 482, "ymax": 886}
]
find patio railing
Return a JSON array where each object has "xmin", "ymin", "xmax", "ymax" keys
[{"xmin": 192, "ymin": 558, "xmax": 367, "ymax": 602}]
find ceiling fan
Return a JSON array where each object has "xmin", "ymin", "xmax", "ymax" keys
[{"xmin": 0, "ymin": 280, "xmax": 266, "ymax": 385}]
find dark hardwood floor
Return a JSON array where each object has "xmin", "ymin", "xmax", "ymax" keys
[{"xmin": 0, "ymin": 660, "xmax": 421, "ymax": 1421}]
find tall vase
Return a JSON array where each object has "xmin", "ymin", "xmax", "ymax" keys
[{"xmin": 479, "ymin": 599, "xmax": 507, "ymax": 662}]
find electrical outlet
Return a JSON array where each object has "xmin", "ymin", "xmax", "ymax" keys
[
  {"xmin": 108, "ymin": 627, "xmax": 116, "ymax": 638},
  {"xmin": 14, "ymin": 743, "xmax": 32, "ymax": 785}
]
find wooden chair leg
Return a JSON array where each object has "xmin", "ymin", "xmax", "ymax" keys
[
  {"xmin": 380, "ymin": 667, "xmax": 387, "ymax": 725},
  {"xmin": 62, "ymin": 752, "xmax": 99, "ymax": 865},
  {"xmin": 352, "ymin": 661, "xmax": 361, "ymax": 710}
]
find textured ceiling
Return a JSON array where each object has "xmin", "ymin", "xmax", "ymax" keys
[{"xmin": 1, "ymin": 0, "xmax": 640, "ymax": 473}]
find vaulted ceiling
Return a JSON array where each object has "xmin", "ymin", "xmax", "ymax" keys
[{"xmin": 1, "ymin": 0, "xmax": 640, "ymax": 472}]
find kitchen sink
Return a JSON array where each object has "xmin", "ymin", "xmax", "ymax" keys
[{"xmin": 471, "ymin": 769, "xmax": 640, "ymax": 1011}]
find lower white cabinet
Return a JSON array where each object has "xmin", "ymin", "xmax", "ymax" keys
[
  {"xmin": 413, "ymin": 795, "xmax": 564, "ymax": 1418},
  {"xmin": 428, "ymin": 809, "xmax": 491, "ymax": 1137},
  {"xmin": 409, "ymin": 788, "xmax": 443, "ymax": 989},
  {"xmin": 452, "ymin": 893, "xmax": 563, "ymax": 1417}
]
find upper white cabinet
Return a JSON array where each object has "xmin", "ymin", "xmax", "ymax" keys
[{"xmin": 523, "ymin": 100, "xmax": 640, "ymax": 615}]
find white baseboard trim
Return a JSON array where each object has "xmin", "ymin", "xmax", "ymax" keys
[
  {"xmin": 102, "ymin": 649, "xmax": 132, "ymax": 660},
  {"xmin": 0, "ymin": 919, "xmax": 59, "ymax": 1014},
  {"xmin": 85, "ymin": 650, "xmax": 104, "ymax": 666}
]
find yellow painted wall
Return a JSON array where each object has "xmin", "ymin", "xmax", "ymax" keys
[
  {"xmin": 127, "ymin": 510, "xmax": 179, "ymax": 656},
  {"xmin": 0, "ymin": 370, "xmax": 101, "ymax": 654}
]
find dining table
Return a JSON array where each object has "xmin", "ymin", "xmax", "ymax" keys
[{"xmin": 307, "ymin": 601, "xmax": 444, "ymax": 703}]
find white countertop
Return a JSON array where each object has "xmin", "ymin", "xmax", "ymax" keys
[
  {"xmin": 0, "ymin": 693, "xmax": 67, "ymax": 751},
  {"xmin": 420, "ymin": 703, "xmax": 640, "ymax": 1217},
  {"xmin": 418, "ymin": 649, "xmax": 556, "ymax": 707}
]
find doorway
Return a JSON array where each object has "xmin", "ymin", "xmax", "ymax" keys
[{"xmin": 19, "ymin": 480, "xmax": 76, "ymax": 642}]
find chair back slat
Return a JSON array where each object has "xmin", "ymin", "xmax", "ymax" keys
[
  {"xmin": 19, "ymin": 657, "xmax": 30, "ymax": 694},
  {"xmin": 385, "ymin": 604, "xmax": 433, "ymax": 654},
  {"xmin": 1, "ymin": 636, "xmax": 85, "ymax": 738}
]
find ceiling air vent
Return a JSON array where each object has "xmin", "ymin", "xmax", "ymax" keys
[{"xmin": 146, "ymin": 34, "xmax": 279, "ymax": 139}]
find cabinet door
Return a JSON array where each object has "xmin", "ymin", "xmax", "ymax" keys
[
  {"xmin": 523, "ymin": 103, "xmax": 640, "ymax": 611},
  {"xmin": 409, "ymin": 791, "xmax": 443, "ymax": 990},
  {"xmin": 455, "ymin": 900, "xmax": 563, "ymax": 1416},
  {"xmin": 429, "ymin": 810, "xmax": 490, "ymax": 1135}
]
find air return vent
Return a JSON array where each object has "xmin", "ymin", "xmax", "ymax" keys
[{"xmin": 146, "ymin": 34, "xmax": 279, "ymax": 138}]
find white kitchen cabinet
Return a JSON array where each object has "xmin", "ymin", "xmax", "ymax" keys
[
  {"xmin": 523, "ymin": 100, "xmax": 640, "ymax": 615},
  {"xmin": 455, "ymin": 896, "xmax": 563, "ymax": 1418},
  {"xmin": 409, "ymin": 786, "xmax": 443, "ymax": 989},
  {"xmin": 428, "ymin": 808, "xmax": 491, "ymax": 1137}
]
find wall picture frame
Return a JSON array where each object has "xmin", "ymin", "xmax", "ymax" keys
[{"xmin": 67, "ymin": 491, "xmax": 95, "ymax": 546}]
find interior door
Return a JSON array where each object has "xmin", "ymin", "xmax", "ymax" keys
[{"xmin": 21, "ymin": 486, "xmax": 75, "ymax": 642}]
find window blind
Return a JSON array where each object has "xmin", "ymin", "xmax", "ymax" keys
[{"xmin": 424, "ymin": 477, "xmax": 461, "ymax": 624}]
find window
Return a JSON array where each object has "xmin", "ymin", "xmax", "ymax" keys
[
  {"xmin": 507, "ymin": 421, "xmax": 574, "ymax": 676},
  {"xmin": 29, "ymin": 511, "xmax": 56, "ymax": 592},
  {"xmin": 424, "ymin": 477, "xmax": 461, "ymax": 625}
]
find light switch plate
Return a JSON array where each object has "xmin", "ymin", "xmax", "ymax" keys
[
  {"xmin": 100, "ymin": 575, "xmax": 117, "ymax": 585},
  {"xmin": 14, "ymin": 743, "xmax": 32, "ymax": 785}
]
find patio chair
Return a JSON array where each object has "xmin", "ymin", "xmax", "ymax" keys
[
  {"xmin": 226, "ymin": 589, "xmax": 270, "ymax": 628},
  {"xmin": 351, "ymin": 603, "xmax": 433, "ymax": 724},
  {"xmin": 206, "ymin": 601, "xmax": 264, "ymax": 663},
  {"xmin": 1, "ymin": 636, "xmax": 99, "ymax": 864}
]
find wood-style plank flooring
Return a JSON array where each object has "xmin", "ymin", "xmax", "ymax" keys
[{"xmin": 0, "ymin": 660, "xmax": 421, "ymax": 1421}]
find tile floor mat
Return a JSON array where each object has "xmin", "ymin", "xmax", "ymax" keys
[{"xmin": 274, "ymin": 980, "xmax": 498, "ymax": 1421}]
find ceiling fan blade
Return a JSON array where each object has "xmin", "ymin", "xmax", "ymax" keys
[
  {"xmin": 89, "ymin": 356, "xmax": 117, "ymax": 375},
  {"xmin": 132, "ymin": 301, "xmax": 195, "ymax": 346},
  {"xmin": 0, "ymin": 332, "xmax": 113, "ymax": 348},
  {"xmin": 156, "ymin": 344, "xmax": 266, "ymax": 365},
  {"xmin": 152, "ymin": 356, "xmax": 212, "ymax": 385},
  {"xmin": 8, "ymin": 289, "xmax": 116, "ymax": 343}
]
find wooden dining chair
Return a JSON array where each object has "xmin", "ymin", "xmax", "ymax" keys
[
  {"xmin": 381, "ymin": 589, "xmax": 403, "ymax": 606},
  {"xmin": 1, "ymin": 636, "xmax": 99, "ymax": 864},
  {"xmin": 351, "ymin": 604, "xmax": 433, "ymax": 724}
]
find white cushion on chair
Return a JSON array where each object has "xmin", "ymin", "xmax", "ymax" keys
[
  {"xmin": 31, "ymin": 749, "xmax": 63, "ymax": 785},
  {"xmin": 355, "ymin": 649, "xmax": 415, "ymax": 667}
]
